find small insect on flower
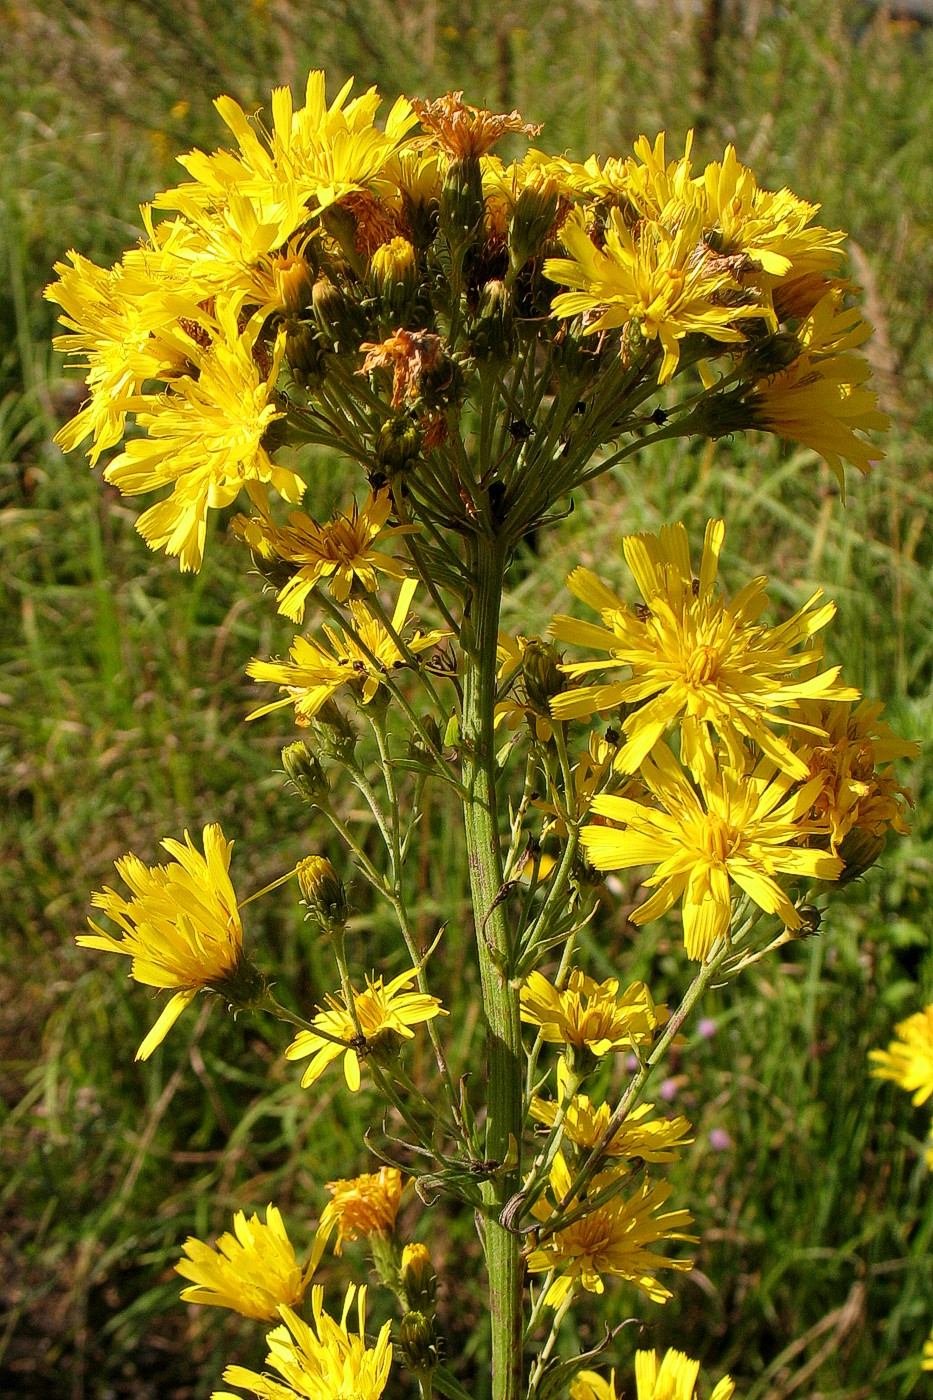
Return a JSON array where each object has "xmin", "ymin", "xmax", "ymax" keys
[{"xmin": 77, "ymin": 823, "xmax": 262, "ymax": 1060}]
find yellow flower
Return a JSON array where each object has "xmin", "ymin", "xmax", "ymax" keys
[
  {"xmin": 793, "ymin": 697, "xmax": 917, "ymax": 855},
  {"xmin": 284, "ymin": 969, "xmax": 446, "ymax": 1092},
  {"xmin": 233, "ymin": 490, "xmax": 414, "ymax": 621},
  {"xmin": 315, "ymin": 1168, "xmax": 406, "ymax": 1257},
  {"xmin": 581, "ymin": 743, "xmax": 842, "ymax": 961},
  {"xmin": 45, "ymin": 249, "xmax": 201, "ymax": 464},
  {"xmin": 527, "ymin": 1152, "xmax": 694, "ymax": 1306},
  {"xmin": 635, "ymin": 1348, "xmax": 736, "ymax": 1400},
  {"xmin": 571, "ymin": 1369, "xmax": 620, "ymax": 1400},
  {"xmin": 870, "ymin": 1006, "xmax": 933, "ymax": 1106},
  {"xmin": 545, "ymin": 206, "xmax": 764, "ymax": 383},
  {"xmin": 104, "ymin": 304, "xmax": 305, "ymax": 571},
  {"xmin": 215, "ymin": 1284, "xmax": 392, "ymax": 1400},
  {"xmin": 246, "ymin": 579, "xmax": 448, "ymax": 724},
  {"xmin": 520, "ymin": 969, "xmax": 666, "ymax": 1058},
  {"xmin": 696, "ymin": 142, "xmax": 845, "ymax": 279},
  {"xmin": 176, "ymin": 1205, "xmax": 314, "ymax": 1320},
  {"xmin": 551, "ymin": 518, "xmax": 858, "ymax": 782},
  {"xmin": 77, "ymin": 823, "xmax": 256, "ymax": 1060},
  {"xmin": 161, "ymin": 71, "xmax": 417, "ymax": 221},
  {"xmin": 750, "ymin": 291, "xmax": 889, "ymax": 483},
  {"xmin": 531, "ymin": 1082, "xmax": 692, "ymax": 1164}
]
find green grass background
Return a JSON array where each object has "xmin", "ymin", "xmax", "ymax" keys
[{"xmin": 2, "ymin": 1, "xmax": 933, "ymax": 1396}]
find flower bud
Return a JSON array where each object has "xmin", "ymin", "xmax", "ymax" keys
[
  {"xmin": 687, "ymin": 386, "xmax": 757, "ymax": 440},
  {"xmin": 398, "ymin": 1310, "xmax": 443, "ymax": 1378},
  {"xmin": 320, "ymin": 202, "xmax": 367, "ymax": 278},
  {"xmin": 468, "ymin": 279, "xmax": 515, "ymax": 362},
  {"xmin": 439, "ymin": 156, "xmax": 485, "ymax": 261},
  {"xmin": 284, "ymin": 321, "xmax": 326, "ymax": 387},
  {"xmin": 308, "ymin": 702, "xmax": 358, "ymax": 763},
  {"xmin": 376, "ymin": 414, "xmax": 423, "ymax": 473},
  {"xmin": 836, "ymin": 827, "xmax": 886, "ymax": 886},
  {"xmin": 297, "ymin": 856, "xmax": 349, "ymax": 931},
  {"xmin": 312, "ymin": 276, "xmax": 368, "ymax": 352},
  {"xmin": 407, "ymin": 714, "xmax": 444, "ymax": 763},
  {"xmin": 522, "ymin": 638, "xmax": 565, "ymax": 714},
  {"xmin": 509, "ymin": 178, "xmax": 560, "ymax": 273},
  {"xmin": 369, "ymin": 237, "xmax": 418, "ymax": 319},
  {"xmin": 400, "ymin": 1242, "xmax": 438, "ymax": 1314},
  {"xmin": 739, "ymin": 331, "xmax": 801, "ymax": 382},
  {"xmin": 271, "ymin": 247, "xmax": 318, "ymax": 314},
  {"xmin": 281, "ymin": 741, "xmax": 329, "ymax": 803}
]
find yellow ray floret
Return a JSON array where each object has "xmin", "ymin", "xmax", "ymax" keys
[
  {"xmin": 104, "ymin": 304, "xmax": 305, "ymax": 571},
  {"xmin": 581, "ymin": 743, "xmax": 843, "ymax": 960},
  {"xmin": 214, "ymin": 1284, "xmax": 392, "ymax": 1400},
  {"xmin": 531, "ymin": 1082, "xmax": 692, "ymax": 1164},
  {"xmin": 246, "ymin": 579, "xmax": 448, "ymax": 723},
  {"xmin": 285, "ymin": 970, "xmax": 446, "ymax": 1092},
  {"xmin": 232, "ymin": 489, "xmax": 414, "ymax": 622},
  {"xmin": 527, "ymin": 1152, "xmax": 695, "ymax": 1306},
  {"xmin": 176, "ymin": 1205, "xmax": 314, "ymax": 1321},
  {"xmin": 77, "ymin": 823, "xmax": 253, "ymax": 1060},
  {"xmin": 315, "ymin": 1167, "xmax": 406, "ymax": 1259},
  {"xmin": 551, "ymin": 517, "xmax": 858, "ymax": 782},
  {"xmin": 635, "ymin": 1348, "xmax": 736, "ymax": 1400},
  {"xmin": 751, "ymin": 291, "xmax": 889, "ymax": 483},
  {"xmin": 870, "ymin": 1005, "xmax": 933, "ymax": 1107},
  {"xmin": 520, "ymin": 969, "xmax": 666, "ymax": 1057},
  {"xmin": 545, "ymin": 206, "xmax": 764, "ymax": 383}
]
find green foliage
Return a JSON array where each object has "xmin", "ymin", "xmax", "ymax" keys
[{"xmin": 2, "ymin": 2, "xmax": 932, "ymax": 1396}]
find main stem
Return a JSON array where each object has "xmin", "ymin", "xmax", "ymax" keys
[{"xmin": 460, "ymin": 534, "xmax": 524, "ymax": 1400}]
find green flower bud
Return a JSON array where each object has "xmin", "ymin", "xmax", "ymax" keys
[
  {"xmin": 281, "ymin": 741, "xmax": 329, "ymax": 803},
  {"xmin": 508, "ymin": 178, "xmax": 560, "ymax": 273},
  {"xmin": 399, "ymin": 1243, "xmax": 438, "ymax": 1314},
  {"xmin": 740, "ymin": 330, "xmax": 801, "ymax": 382},
  {"xmin": 320, "ymin": 202, "xmax": 367, "ymax": 278},
  {"xmin": 312, "ymin": 276, "xmax": 367, "ymax": 352},
  {"xmin": 369, "ymin": 237, "xmax": 418, "ymax": 320},
  {"xmin": 296, "ymin": 856, "xmax": 349, "ymax": 932},
  {"xmin": 522, "ymin": 638, "xmax": 565, "ymax": 714},
  {"xmin": 284, "ymin": 320, "xmax": 326, "ymax": 387},
  {"xmin": 468, "ymin": 278, "xmax": 515, "ymax": 362},
  {"xmin": 308, "ymin": 702, "xmax": 358, "ymax": 764},
  {"xmin": 376, "ymin": 414, "xmax": 423, "ymax": 472},
  {"xmin": 439, "ymin": 155, "xmax": 485, "ymax": 258},
  {"xmin": 836, "ymin": 827, "xmax": 886, "ymax": 886},
  {"xmin": 398, "ymin": 1310, "xmax": 443, "ymax": 1378}
]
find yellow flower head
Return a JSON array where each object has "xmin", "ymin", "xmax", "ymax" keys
[
  {"xmin": 696, "ymin": 142, "xmax": 845, "ymax": 279},
  {"xmin": 527, "ymin": 1153, "xmax": 695, "ymax": 1306},
  {"xmin": 46, "ymin": 249, "xmax": 202, "ymax": 465},
  {"xmin": 285, "ymin": 969, "xmax": 446, "ymax": 1092},
  {"xmin": 216, "ymin": 1284, "xmax": 392, "ymax": 1400},
  {"xmin": 750, "ymin": 291, "xmax": 889, "ymax": 483},
  {"xmin": 77, "ymin": 823, "xmax": 256, "ymax": 1060},
  {"xmin": 104, "ymin": 304, "xmax": 305, "ymax": 572},
  {"xmin": 551, "ymin": 517, "xmax": 858, "ymax": 782},
  {"xmin": 870, "ymin": 1005, "xmax": 933, "ymax": 1106},
  {"xmin": 176, "ymin": 1205, "xmax": 314, "ymax": 1321},
  {"xmin": 793, "ymin": 697, "xmax": 917, "ymax": 855},
  {"xmin": 581, "ymin": 743, "xmax": 843, "ymax": 961},
  {"xmin": 246, "ymin": 579, "xmax": 448, "ymax": 724},
  {"xmin": 520, "ymin": 969, "xmax": 666, "ymax": 1059},
  {"xmin": 161, "ymin": 71, "xmax": 417, "ymax": 221},
  {"xmin": 233, "ymin": 489, "xmax": 414, "ymax": 621},
  {"xmin": 531, "ymin": 1077, "xmax": 692, "ymax": 1164},
  {"xmin": 411, "ymin": 91, "xmax": 541, "ymax": 159},
  {"xmin": 545, "ymin": 206, "xmax": 764, "ymax": 384},
  {"xmin": 316, "ymin": 1167, "xmax": 406, "ymax": 1257},
  {"xmin": 635, "ymin": 1348, "xmax": 736, "ymax": 1400},
  {"xmin": 571, "ymin": 1368, "xmax": 621, "ymax": 1400}
]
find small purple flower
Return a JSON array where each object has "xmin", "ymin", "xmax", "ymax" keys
[
  {"xmin": 625, "ymin": 1053, "xmax": 639, "ymax": 1073},
  {"xmin": 659, "ymin": 1076, "xmax": 679, "ymax": 1102},
  {"xmin": 709, "ymin": 1127, "xmax": 732, "ymax": 1151},
  {"xmin": 698, "ymin": 1017, "xmax": 717, "ymax": 1040}
]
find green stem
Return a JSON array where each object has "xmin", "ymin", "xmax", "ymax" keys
[{"xmin": 459, "ymin": 534, "xmax": 524, "ymax": 1400}]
